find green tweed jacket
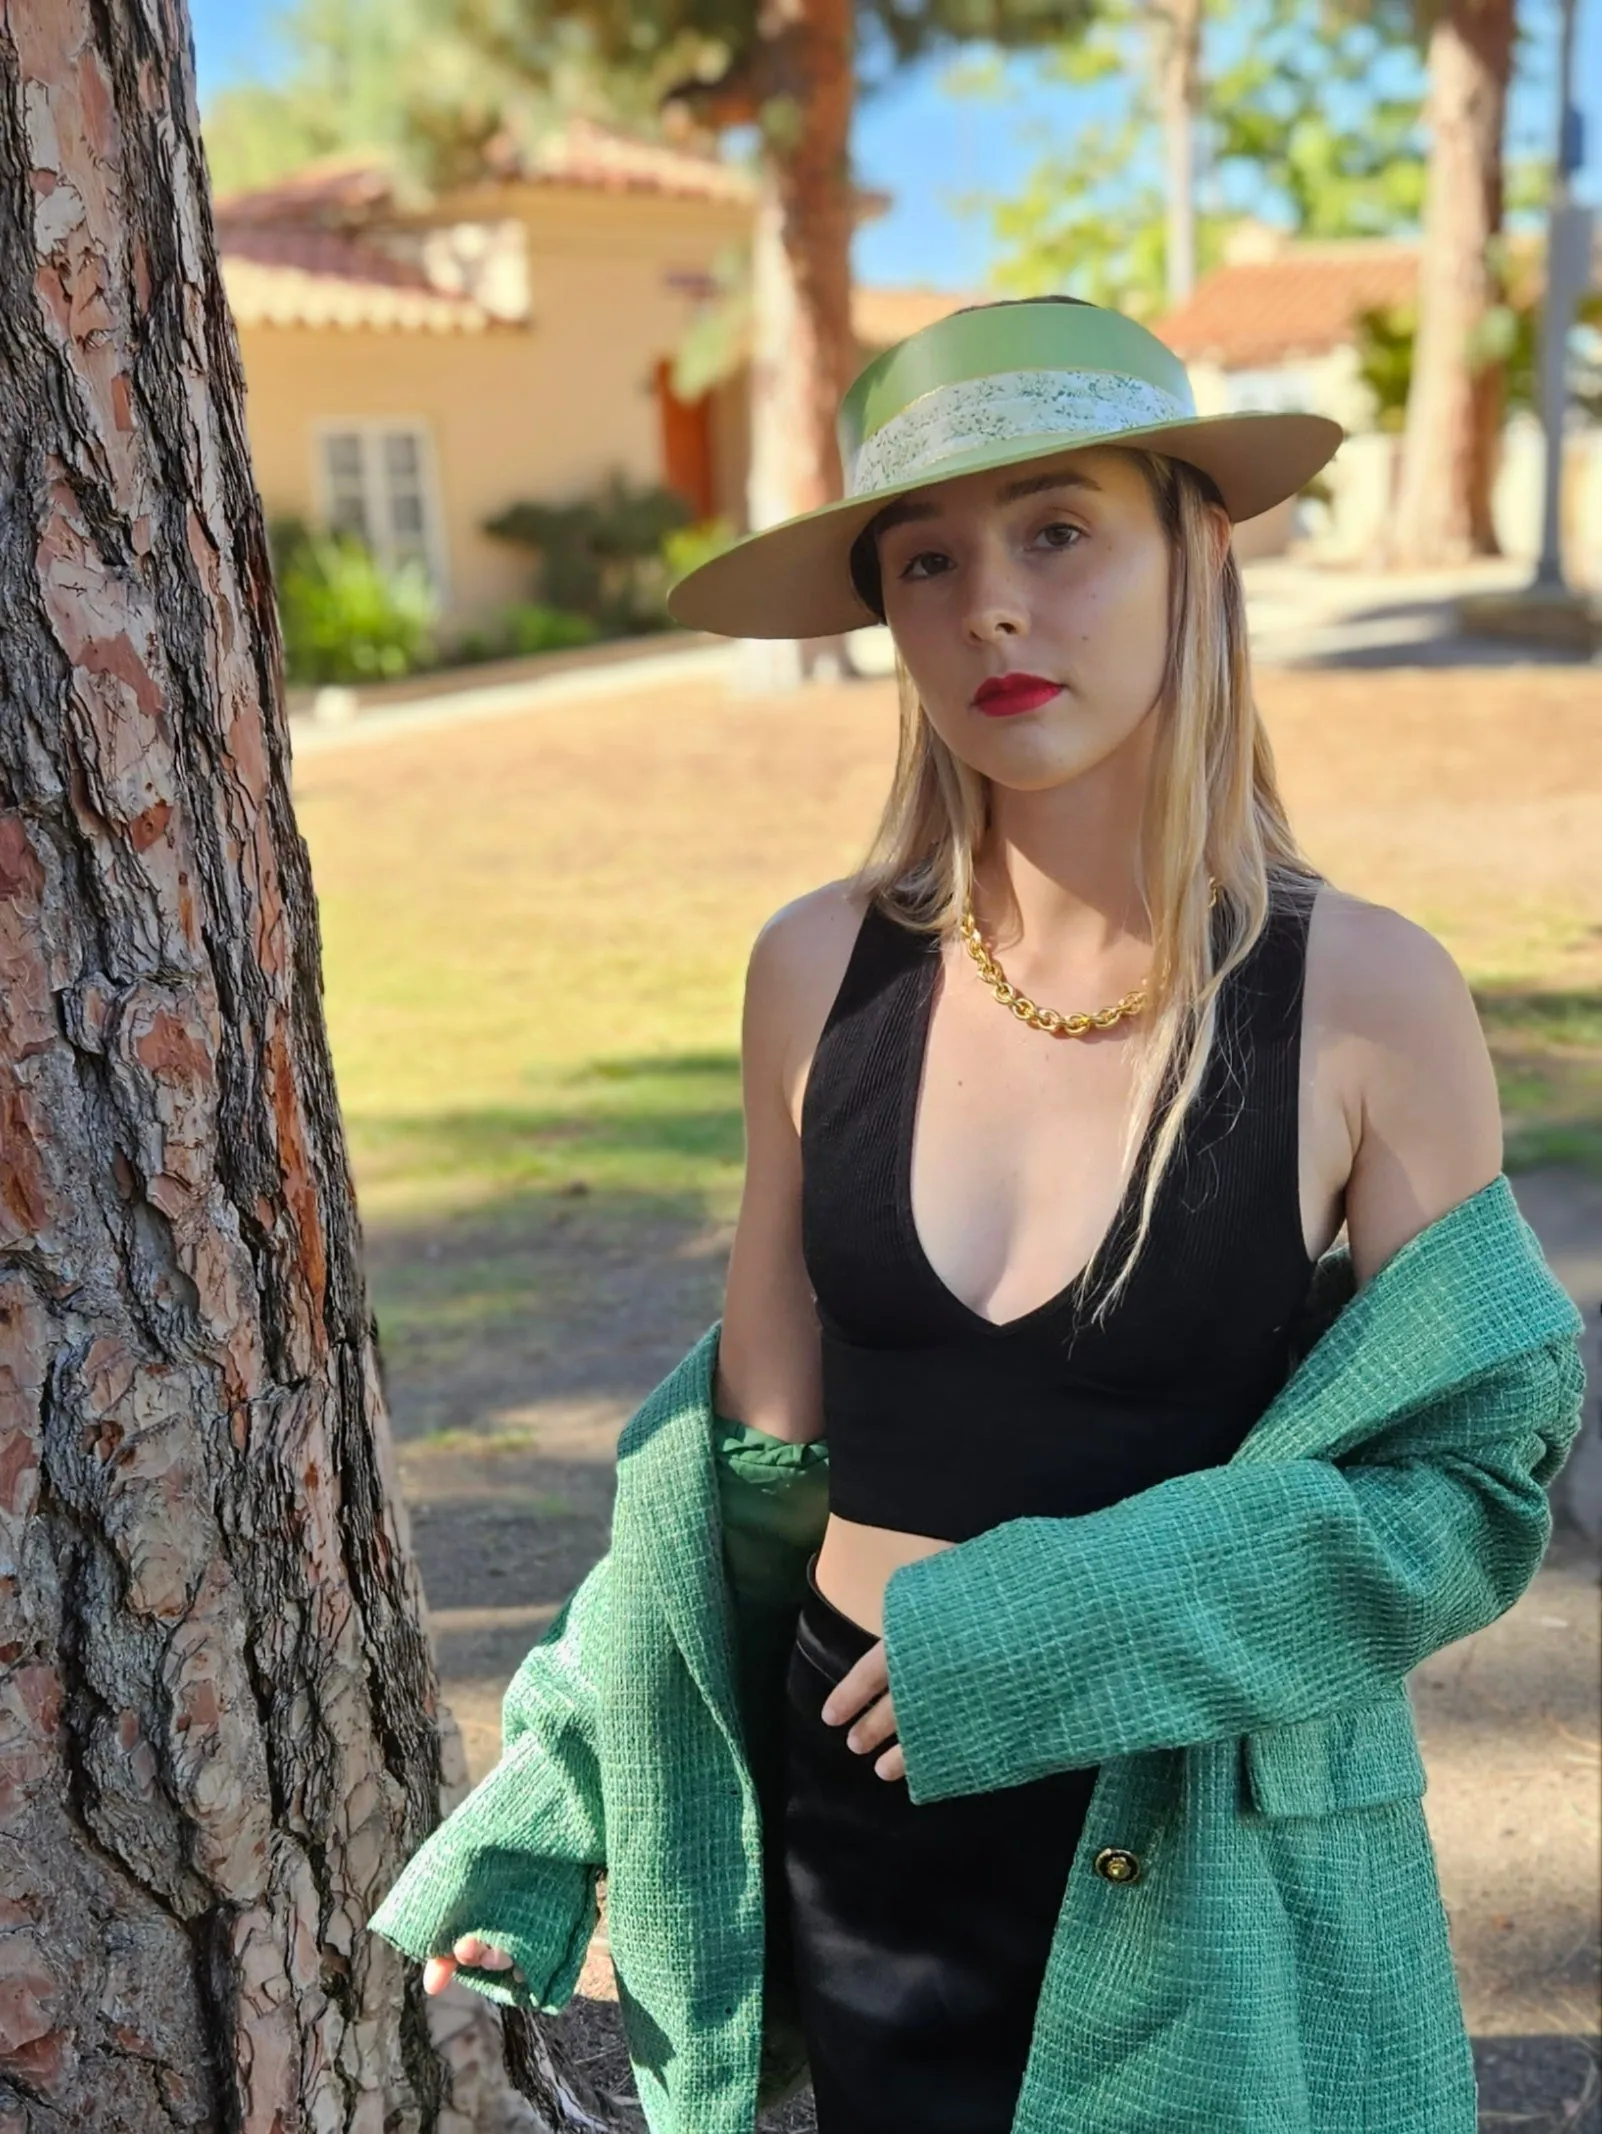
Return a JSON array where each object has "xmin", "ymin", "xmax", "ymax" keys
[{"xmin": 369, "ymin": 1176, "xmax": 1586, "ymax": 2133}]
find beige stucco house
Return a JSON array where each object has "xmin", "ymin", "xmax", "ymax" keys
[
  {"xmin": 216, "ymin": 123, "xmax": 980, "ymax": 626},
  {"xmin": 1154, "ymin": 222, "xmax": 1602, "ymax": 577}
]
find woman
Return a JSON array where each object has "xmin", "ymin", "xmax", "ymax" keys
[{"xmin": 371, "ymin": 298, "xmax": 1585, "ymax": 2134}]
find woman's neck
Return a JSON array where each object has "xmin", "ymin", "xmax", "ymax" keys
[{"xmin": 974, "ymin": 722, "xmax": 1156, "ymax": 960}]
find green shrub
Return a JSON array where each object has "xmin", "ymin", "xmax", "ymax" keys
[
  {"xmin": 483, "ymin": 470, "xmax": 694, "ymax": 635},
  {"xmin": 448, "ymin": 602, "xmax": 601, "ymax": 665},
  {"xmin": 662, "ymin": 515, "xmax": 738, "ymax": 592},
  {"xmin": 272, "ymin": 519, "xmax": 437, "ymax": 685}
]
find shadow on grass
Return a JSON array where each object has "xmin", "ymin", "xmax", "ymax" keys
[
  {"xmin": 356, "ymin": 1050, "xmax": 745, "ymax": 1444},
  {"xmin": 1473, "ymin": 987, "xmax": 1602, "ymax": 1175},
  {"xmin": 1275, "ymin": 590, "xmax": 1594, "ymax": 671},
  {"xmin": 356, "ymin": 1049, "xmax": 745, "ymax": 1190},
  {"xmin": 1472, "ymin": 2034, "xmax": 1600, "ymax": 2130},
  {"xmin": 355, "ymin": 1055, "xmax": 749, "ymax": 1746}
]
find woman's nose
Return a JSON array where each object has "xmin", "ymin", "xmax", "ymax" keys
[{"xmin": 963, "ymin": 559, "xmax": 1026, "ymax": 642}]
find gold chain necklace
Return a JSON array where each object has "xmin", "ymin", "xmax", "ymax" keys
[
  {"xmin": 957, "ymin": 882, "xmax": 1218, "ymax": 1040},
  {"xmin": 959, "ymin": 898, "xmax": 1145, "ymax": 1037}
]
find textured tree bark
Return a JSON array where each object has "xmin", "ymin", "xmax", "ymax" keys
[
  {"xmin": 1388, "ymin": 0, "xmax": 1513, "ymax": 564},
  {"xmin": 0, "ymin": 4, "xmax": 570, "ymax": 2127}
]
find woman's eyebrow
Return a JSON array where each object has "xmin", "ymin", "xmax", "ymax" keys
[
  {"xmin": 872, "ymin": 470, "xmax": 1102, "ymax": 537},
  {"xmin": 996, "ymin": 470, "xmax": 1103, "ymax": 503}
]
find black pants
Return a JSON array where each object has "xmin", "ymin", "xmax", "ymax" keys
[{"xmin": 782, "ymin": 1557, "xmax": 1098, "ymax": 2134}]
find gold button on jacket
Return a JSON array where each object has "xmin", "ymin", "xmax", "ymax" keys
[{"xmin": 1093, "ymin": 1847, "xmax": 1141, "ymax": 1884}]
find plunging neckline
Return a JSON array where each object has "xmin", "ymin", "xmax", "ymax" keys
[{"xmin": 895, "ymin": 931, "xmax": 1167, "ymax": 1336}]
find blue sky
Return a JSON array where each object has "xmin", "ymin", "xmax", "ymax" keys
[{"xmin": 190, "ymin": 0, "xmax": 1600, "ymax": 293}]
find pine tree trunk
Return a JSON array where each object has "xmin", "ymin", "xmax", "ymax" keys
[
  {"xmin": 1388, "ymin": 0, "xmax": 1514, "ymax": 564},
  {"xmin": 0, "ymin": 5, "xmax": 584, "ymax": 2127}
]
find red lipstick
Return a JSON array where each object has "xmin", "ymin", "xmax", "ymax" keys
[{"xmin": 972, "ymin": 672, "xmax": 1064, "ymax": 717}]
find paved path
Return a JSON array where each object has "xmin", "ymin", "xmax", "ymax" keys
[{"xmin": 1240, "ymin": 555, "xmax": 1587, "ymax": 668}]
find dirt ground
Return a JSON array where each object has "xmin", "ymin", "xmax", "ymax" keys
[{"xmin": 322, "ymin": 661, "xmax": 1602, "ymax": 2132}]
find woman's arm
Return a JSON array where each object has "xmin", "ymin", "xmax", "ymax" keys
[
  {"xmin": 1308, "ymin": 890, "xmax": 1504, "ymax": 1282},
  {"xmin": 715, "ymin": 881, "xmax": 864, "ymax": 1441}
]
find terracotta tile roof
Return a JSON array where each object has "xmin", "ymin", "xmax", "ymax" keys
[
  {"xmin": 212, "ymin": 121, "xmax": 757, "ymax": 226},
  {"xmin": 1154, "ymin": 243, "xmax": 1420, "ymax": 366},
  {"xmin": 520, "ymin": 117, "xmax": 756, "ymax": 203},
  {"xmin": 852, "ymin": 285, "xmax": 987, "ymax": 349},
  {"xmin": 219, "ymin": 226, "xmax": 496, "ymax": 333},
  {"xmin": 212, "ymin": 156, "xmax": 400, "ymax": 229}
]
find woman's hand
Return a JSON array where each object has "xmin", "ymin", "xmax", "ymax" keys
[
  {"xmin": 821, "ymin": 1640, "xmax": 905, "ymax": 1782},
  {"xmin": 422, "ymin": 1936, "xmax": 522, "ymax": 1996}
]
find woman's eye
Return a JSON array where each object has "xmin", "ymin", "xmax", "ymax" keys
[
  {"xmin": 1038, "ymin": 521, "xmax": 1082, "ymax": 549},
  {"xmin": 898, "ymin": 550, "xmax": 949, "ymax": 581}
]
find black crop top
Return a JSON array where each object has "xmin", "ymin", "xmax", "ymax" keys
[{"xmin": 799, "ymin": 880, "xmax": 1321, "ymax": 1544}]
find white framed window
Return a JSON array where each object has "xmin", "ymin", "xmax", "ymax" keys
[{"xmin": 314, "ymin": 421, "xmax": 447, "ymax": 594}]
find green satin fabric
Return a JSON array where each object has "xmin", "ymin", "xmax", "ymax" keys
[
  {"xmin": 711, "ymin": 1410, "xmax": 830, "ymax": 1609},
  {"xmin": 712, "ymin": 1407, "xmax": 833, "ymax": 1802}
]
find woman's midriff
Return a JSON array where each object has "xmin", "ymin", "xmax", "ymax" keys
[{"xmin": 812, "ymin": 1512, "xmax": 957, "ymax": 1638}]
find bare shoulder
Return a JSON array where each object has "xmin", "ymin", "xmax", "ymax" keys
[
  {"xmin": 1310, "ymin": 885, "xmax": 1479, "ymax": 1042},
  {"xmin": 743, "ymin": 878, "xmax": 875, "ymax": 1127},
  {"xmin": 1306, "ymin": 884, "xmax": 1503, "ymax": 1277}
]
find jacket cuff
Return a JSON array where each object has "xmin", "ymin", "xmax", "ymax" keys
[{"xmin": 369, "ymin": 1841, "xmax": 598, "ymax": 2013}]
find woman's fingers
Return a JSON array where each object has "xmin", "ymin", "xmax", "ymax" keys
[
  {"xmin": 820, "ymin": 1641, "xmax": 889, "ymax": 1727},
  {"xmin": 873, "ymin": 1741, "xmax": 907, "ymax": 1783},
  {"xmin": 844, "ymin": 1691, "xmax": 898, "ymax": 1756},
  {"xmin": 819, "ymin": 1639, "xmax": 904, "ymax": 1781},
  {"xmin": 422, "ymin": 1937, "xmax": 520, "ymax": 1996}
]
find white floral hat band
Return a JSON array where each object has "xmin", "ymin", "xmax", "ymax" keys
[{"xmin": 848, "ymin": 367, "xmax": 1195, "ymax": 497}]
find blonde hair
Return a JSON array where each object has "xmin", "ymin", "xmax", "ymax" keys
[{"xmin": 847, "ymin": 445, "xmax": 1321, "ymax": 1321}]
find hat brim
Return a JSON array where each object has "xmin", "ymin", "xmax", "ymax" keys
[{"xmin": 666, "ymin": 410, "xmax": 1344, "ymax": 639}]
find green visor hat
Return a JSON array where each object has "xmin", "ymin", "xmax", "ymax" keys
[{"xmin": 666, "ymin": 298, "xmax": 1344, "ymax": 640}]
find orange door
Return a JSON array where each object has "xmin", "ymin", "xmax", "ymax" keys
[{"xmin": 655, "ymin": 357, "xmax": 715, "ymax": 521}]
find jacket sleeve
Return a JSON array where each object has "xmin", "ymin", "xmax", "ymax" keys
[
  {"xmin": 881, "ymin": 1336, "xmax": 1586, "ymax": 1805},
  {"xmin": 366, "ymin": 1554, "xmax": 608, "ymax": 2012}
]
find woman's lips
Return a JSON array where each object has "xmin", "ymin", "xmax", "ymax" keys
[{"xmin": 972, "ymin": 676, "xmax": 1064, "ymax": 717}]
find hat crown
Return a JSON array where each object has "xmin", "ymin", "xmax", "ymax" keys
[{"xmin": 836, "ymin": 300, "xmax": 1199, "ymax": 500}]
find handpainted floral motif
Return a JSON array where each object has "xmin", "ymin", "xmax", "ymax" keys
[{"xmin": 849, "ymin": 369, "xmax": 1194, "ymax": 497}]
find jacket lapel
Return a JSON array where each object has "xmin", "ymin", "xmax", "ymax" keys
[
  {"xmin": 613, "ymin": 1321, "xmax": 744, "ymax": 1743},
  {"xmin": 1232, "ymin": 1174, "xmax": 1582, "ymax": 1469}
]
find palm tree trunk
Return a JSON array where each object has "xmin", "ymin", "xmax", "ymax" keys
[
  {"xmin": 1152, "ymin": 0, "xmax": 1204, "ymax": 306},
  {"xmin": 745, "ymin": 0, "xmax": 859, "ymax": 679},
  {"xmin": 1388, "ymin": 0, "xmax": 1515, "ymax": 563}
]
